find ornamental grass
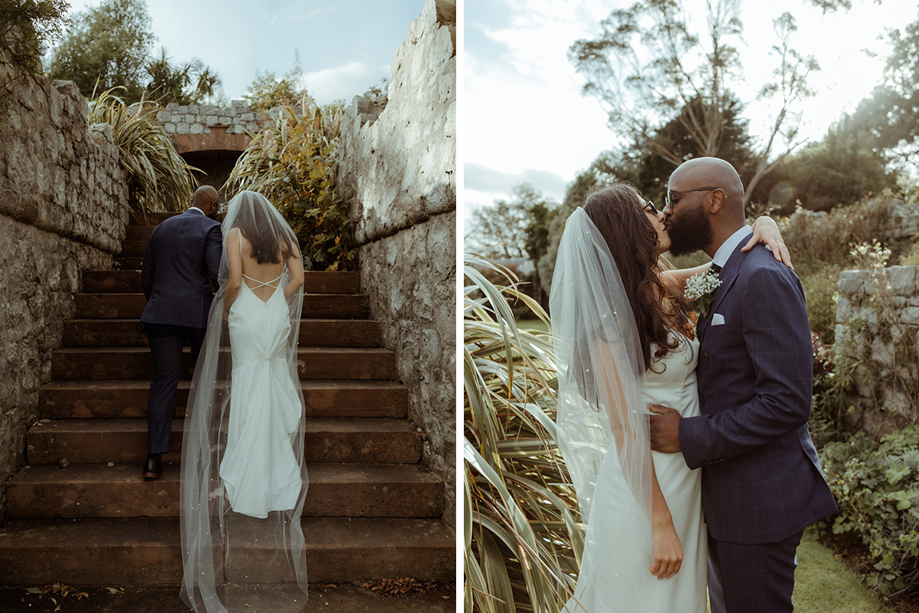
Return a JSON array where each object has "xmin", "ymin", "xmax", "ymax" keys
[{"xmin": 464, "ymin": 253, "xmax": 582, "ymax": 613}]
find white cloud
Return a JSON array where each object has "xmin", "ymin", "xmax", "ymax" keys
[{"xmin": 301, "ymin": 61, "xmax": 387, "ymax": 104}]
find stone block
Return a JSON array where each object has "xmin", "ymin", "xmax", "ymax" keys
[
  {"xmin": 176, "ymin": 123, "xmax": 189, "ymax": 134},
  {"xmin": 241, "ymin": 112, "xmax": 254, "ymax": 121},
  {"xmin": 888, "ymin": 266, "xmax": 919, "ymax": 296},
  {"xmin": 837, "ymin": 270, "xmax": 864, "ymax": 296},
  {"xmin": 164, "ymin": 123, "xmax": 176, "ymax": 133},
  {"xmin": 190, "ymin": 123, "xmax": 204, "ymax": 134},
  {"xmin": 206, "ymin": 115, "xmax": 218, "ymax": 126},
  {"xmin": 166, "ymin": 102, "xmax": 178, "ymax": 110},
  {"xmin": 156, "ymin": 110, "xmax": 170, "ymax": 123},
  {"xmin": 218, "ymin": 116, "xmax": 231, "ymax": 125}
]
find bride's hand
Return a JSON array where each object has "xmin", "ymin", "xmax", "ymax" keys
[
  {"xmin": 649, "ymin": 519, "xmax": 683, "ymax": 580},
  {"xmin": 742, "ymin": 216, "xmax": 793, "ymax": 269}
]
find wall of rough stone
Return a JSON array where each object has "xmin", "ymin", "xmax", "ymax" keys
[
  {"xmin": 337, "ymin": 0, "xmax": 456, "ymax": 527},
  {"xmin": 836, "ymin": 265, "xmax": 919, "ymax": 435},
  {"xmin": 0, "ymin": 64, "xmax": 129, "ymax": 518},
  {"xmin": 156, "ymin": 99, "xmax": 269, "ymax": 136}
]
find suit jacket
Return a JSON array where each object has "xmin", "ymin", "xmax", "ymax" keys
[
  {"xmin": 679, "ymin": 242, "xmax": 837, "ymax": 544},
  {"xmin": 140, "ymin": 209, "xmax": 222, "ymax": 329}
]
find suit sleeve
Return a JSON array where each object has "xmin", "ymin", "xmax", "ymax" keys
[
  {"xmin": 141, "ymin": 228, "xmax": 156, "ymax": 300},
  {"xmin": 679, "ymin": 264, "xmax": 814, "ymax": 468},
  {"xmin": 204, "ymin": 223, "xmax": 222, "ymax": 287}
]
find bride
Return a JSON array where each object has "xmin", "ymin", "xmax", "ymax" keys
[
  {"xmin": 179, "ymin": 190, "xmax": 309, "ymax": 613},
  {"xmin": 551, "ymin": 184, "xmax": 789, "ymax": 612}
]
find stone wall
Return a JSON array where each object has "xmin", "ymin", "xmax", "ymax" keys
[
  {"xmin": 0, "ymin": 65, "xmax": 129, "ymax": 518},
  {"xmin": 156, "ymin": 99, "xmax": 267, "ymax": 137},
  {"xmin": 337, "ymin": 0, "xmax": 456, "ymax": 527},
  {"xmin": 835, "ymin": 265, "xmax": 919, "ymax": 435}
]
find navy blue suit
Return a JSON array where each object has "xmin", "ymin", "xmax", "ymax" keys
[
  {"xmin": 140, "ymin": 209, "xmax": 222, "ymax": 454},
  {"xmin": 679, "ymin": 242, "xmax": 837, "ymax": 612}
]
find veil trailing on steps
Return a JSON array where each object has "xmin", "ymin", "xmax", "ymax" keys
[
  {"xmin": 179, "ymin": 190, "xmax": 309, "ymax": 613},
  {"xmin": 550, "ymin": 207, "xmax": 656, "ymax": 612}
]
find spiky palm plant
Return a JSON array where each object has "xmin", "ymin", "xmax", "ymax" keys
[
  {"xmin": 88, "ymin": 88, "xmax": 198, "ymax": 212},
  {"xmin": 224, "ymin": 97, "xmax": 354, "ymax": 271},
  {"xmin": 464, "ymin": 253, "xmax": 584, "ymax": 613}
]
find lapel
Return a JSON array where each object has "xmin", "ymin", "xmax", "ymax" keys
[{"xmin": 698, "ymin": 242, "xmax": 748, "ymax": 342}]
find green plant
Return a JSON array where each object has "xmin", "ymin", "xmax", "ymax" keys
[
  {"xmin": 0, "ymin": 0, "xmax": 69, "ymax": 112},
  {"xmin": 225, "ymin": 99, "xmax": 354, "ymax": 271},
  {"xmin": 464, "ymin": 253, "xmax": 582, "ymax": 613},
  {"xmin": 88, "ymin": 88, "xmax": 198, "ymax": 212},
  {"xmin": 819, "ymin": 427, "xmax": 919, "ymax": 600}
]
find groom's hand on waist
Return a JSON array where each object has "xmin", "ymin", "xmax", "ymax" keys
[{"xmin": 649, "ymin": 404, "xmax": 682, "ymax": 453}]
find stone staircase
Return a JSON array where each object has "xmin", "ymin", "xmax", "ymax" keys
[{"xmin": 0, "ymin": 212, "xmax": 453, "ymax": 586}]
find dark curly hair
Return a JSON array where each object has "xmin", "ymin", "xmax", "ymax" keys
[{"xmin": 583, "ymin": 183, "xmax": 695, "ymax": 370}]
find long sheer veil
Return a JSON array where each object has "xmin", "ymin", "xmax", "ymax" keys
[
  {"xmin": 550, "ymin": 207, "xmax": 655, "ymax": 612},
  {"xmin": 179, "ymin": 190, "xmax": 308, "ymax": 612}
]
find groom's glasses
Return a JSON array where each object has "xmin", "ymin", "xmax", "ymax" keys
[{"xmin": 665, "ymin": 187, "xmax": 720, "ymax": 211}]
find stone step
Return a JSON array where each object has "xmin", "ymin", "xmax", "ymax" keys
[
  {"xmin": 51, "ymin": 347, "xmax": 395, "ymax": 381},
  {"xmin": 125, "ymin": 224, "xmax": 155, "ymax": 241},
  {"xmin": 121, "ymin": 240, "xmax": 149, "ymax": 257},
  {"xmin": 82, "ymin": 270, "xmax": 361, "ymax": 294},
  {"xmin": 74, "ymin": 292, "xmax": 370, "ymax": 319},
  {"xmin": 6, "ymin": 463, "xmax": 442, "ymax": 519},
  {"xmin": 0, "ymin": 516, "xmax": 454, "ymax": 584},
  {"xmin": 26, "ymin": 418, "xmax": 422, "ymax": 465},
  {"xmin": 63, "ymin": 318, "xmax": 382, "ymax": 348},
  {"xmin": 129, "ymin": 211, "xmax": 178, "ymax": 225},
  {"xmin": 38, "ymin": 380, "xmax": 408, "ymax": 419},
  {"xmin": 115, "ymin": 256, "xmax": 143, "ymax": 270}
]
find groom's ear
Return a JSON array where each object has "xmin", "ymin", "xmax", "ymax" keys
[{"xmin": 707, "ymin": 188, "xmax": 727, "ymax": 215}]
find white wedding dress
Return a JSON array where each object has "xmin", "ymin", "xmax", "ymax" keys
[
  {"xmin": 219, "ymin": 270, "xmax": 303, "ymax": 518},
  {"xmin": 564, "ymin": 333, "xmax": 708, "ymax": 613}
]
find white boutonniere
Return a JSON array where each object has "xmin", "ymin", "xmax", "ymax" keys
[{"xmin": 685, "ymin": 270, "xmax": 722, "ymax": 320}]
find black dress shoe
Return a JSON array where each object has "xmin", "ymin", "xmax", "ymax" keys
[{"xmin": 143, "ymin": 454, "xmax": 163, "ymax": 480}]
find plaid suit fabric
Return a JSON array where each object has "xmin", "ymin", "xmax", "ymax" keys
[
  {"xmin": 140, "ymin": 210, "xmax": 222, "ymax": 329},
  {"xmin": 679, "ymin": 243, "xmax": 837, "ymax": 545}
]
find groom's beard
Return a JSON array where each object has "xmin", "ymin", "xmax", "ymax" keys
[{"xmin": 667, "ymin": 204, "xmax": 714, "ymax": 256}]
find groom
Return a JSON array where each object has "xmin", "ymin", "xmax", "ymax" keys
[
  {"xmin": 140, "ymin": 186, "xmax": 222, "ymax": 480},
  {"xmin": 649, "ymin": 157, "xmax": 837, "ymax": 612}
]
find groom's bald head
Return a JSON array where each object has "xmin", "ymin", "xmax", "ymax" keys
[
  {"xmin": 191, "ymin": 186, "xmax": 220, "ymax": 217},
  {"xmin": 665, "ymin": 157, "xmax": 746, "ymax": 258}
]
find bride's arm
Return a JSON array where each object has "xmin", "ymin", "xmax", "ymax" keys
[
  {"xmin": 591, "ymin": 338, "xmax": 683, "ymax": 580},
  {"xmin": 661, "ymin": 216, "xmax": 793, "ymax": 292},
  {"xmin": 224, "ymin": 228, "xmax": 242, "ymax": 317},
  {"xmin": 284, "ymin": 242, "xmax": 305, "ymax": 300}
]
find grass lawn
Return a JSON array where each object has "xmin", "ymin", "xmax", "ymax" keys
[{"xmin": 792, "ymin": 528, "xmax": 897, "ymax": 613}]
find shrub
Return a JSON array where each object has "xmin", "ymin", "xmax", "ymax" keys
[
  {"xmin": 88, "ymin": 88, "xmax": 198, "ymax": 212},
  {"xmin": 464, "ymin": 254, "xmax": 581, "ymax": 613},
  {"xmin": 225, "ymin": 100, "xmax": 355, "ymax": 271},
  {"xmin": 819, "ymin": 427, "xmax": 919, "ymax": 600}
]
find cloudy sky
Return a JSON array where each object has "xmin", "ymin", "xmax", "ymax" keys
[
  {"xmin": 464, "ymin": 0, "xmax": 919, "ymax": 235},
  {"xmin": 59, "ymin": 0, "xmax": 424, "ymax": 104}
]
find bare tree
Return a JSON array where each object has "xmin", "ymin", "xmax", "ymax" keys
[
  {"xmin": 744, "ymin": 13, "xmax": 820, "ymax": 203},
  {"xmin": 570, "ymin": 0, "xmax": 820, "ymax": 209}
]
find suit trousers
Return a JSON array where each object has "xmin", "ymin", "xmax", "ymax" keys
[
  {"xmin": 144, "ymin": 324, "xmax": 206, "ymax": 455},
  {"xmin": 707, "ymin": 529, "xmax": 803, "ymax": 613}
]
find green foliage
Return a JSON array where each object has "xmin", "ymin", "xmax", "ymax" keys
[
  {"xmin": 361, "ymin": 76, "xmax": 389, "ymax": 116},
  {"xmin": 464, "ymin": 254, "xmax": 581, "ymax": 613},
  {"xmin": 244, "ymin": 52, "xmax": 306, "ymax": 112},
  {"xmin": 0, "ymin": 0, "xmax": 69, "ymax": 111},
  {"xmin": 46, "ymin": 0, "xmax": 154, "ymax": 102},
  {"xmin": 88, "ymin": 88, "xmax": 198, "ymax": 212},
  {"xmin": 225, "ymin": 100, "xmax": 354, "ymax": 271},
  {"xmin": 469, "ymin": 184, "xmax": 557, "ymax": 260},
  {"xmin": 747, "ymin": 116, "xmax": 898, "ymax": 214},
  {"xmin": 144, "ymin": 47, "xmax": 220, "ymax": 106},
  {"xmin": 819, "ymin": 427, "xmax": 919, "ymax": 600}
]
